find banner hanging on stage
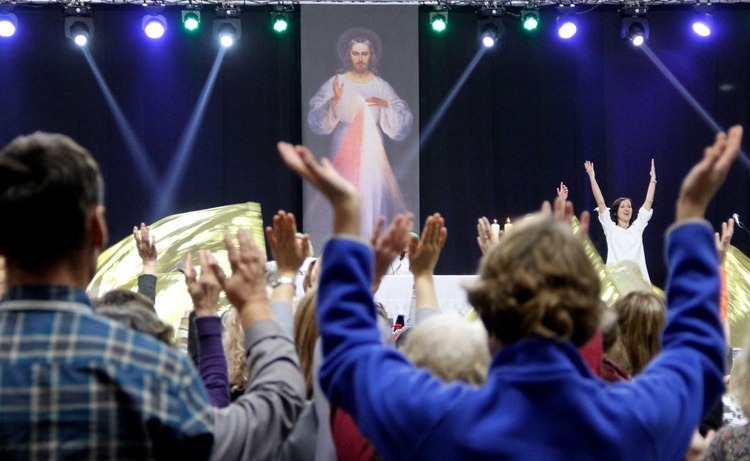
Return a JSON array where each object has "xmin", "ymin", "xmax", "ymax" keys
[{"xmin": 301, "ymin": 5, "xmax": 420, "ymax": 252}]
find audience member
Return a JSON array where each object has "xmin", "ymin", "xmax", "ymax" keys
[
  {"xmin": 401, "ymin": 313, "xmax": 490, "ymax": 386},
  {"xmin": 0, "ymin": 132, "xmax": 305, "ymax": 460},
  {"xmin": 703, "ymin": 334, "xmax": 750, "ymax": 460},
  {"xmin": 277, "ymin": 124, "xmax": 740, "ymax": 460},
  {"xmin": 93, "ymin": 289, "xmax": 174, "ymax": 345},
  {"xmin": 584, "ymin": 158, "xmax": 656, "ymax": 283},
  {"xmin": 609, "ymin": 291, "xmax": 666, "ymax": 376}
]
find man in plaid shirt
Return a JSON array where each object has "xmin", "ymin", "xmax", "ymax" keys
[{"xmin": 0, "ymin": 133, "xmax": 305, "ymax": 460}]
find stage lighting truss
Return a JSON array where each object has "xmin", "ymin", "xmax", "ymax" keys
[
  {"xmin": 430, "ymin": 5, "xmax": 449, "ymax": 33},
  {"xmin": 64, "ymin": 6, "xmax": 93, "ymax": 47},
  {"xmin": 142, "ymin": 14, "xmax": 166, "ymax": 39},
  {"xmin": 271, "ymin": 5, "xmax": 292, "ymax": 33},
  {"xmin": 214, "ymin": 6, "xmax": 241, "ymax": 47},
  {"xmin": 181, "ymin": 9, "xmax": 201, "ymax": 32},
  {"xmin": 521, "ymin": 9, "xmax": 539, "ymax": 32},
  {"xmin": 0, "ymin": 12, "xmax": 17, "ymax": 38},
  {"xmin": 620, "ymin": 6, "xmax": 649, "ymax": 46},
  {"xmin": 477, "ymin": 7, "xmax": 505, "ymax": 48}
]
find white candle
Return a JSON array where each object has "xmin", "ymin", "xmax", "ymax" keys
[
  {"xmin": 491, "ymin": 219, "xmax": 500, "ymax": 240},
  {"xmin": 504, "ymin": 217, "xmax": 513, "ymax": 234}
]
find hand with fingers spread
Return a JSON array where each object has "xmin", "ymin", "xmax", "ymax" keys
[
  {"xmin": 715, "ymin": 218, "xmax": 735, "ymax": 266},
  {"xmin": 541, "ymin": 196, "xmax": 591, "ymax": 242},
  {"xmin": 409, "ymin": 213, "xmax": 447, "ymax": 278},
  {"xmin": 266, "ymin": 210, "xmax": 309, "ymax": 278},
  {"xmin": 557, "ymin": 182, "xmax": 569, "ymax": 202},
  {"xmin": 277, "ymin": 142, "xmax": 360, "ymax": 236},
  {"xmin": 133, "ymin": 222, "xmax": 157, "ymax": 275},
  {"xmin": 371, "ymin": 214, "xmax": 414, "ymax": 290},
  {"xmin": 677, "ymin": 126, "xmax": 743, "ymax": 221},
  {"xmin": 209, "ymin": 229, "xmax": 272, "ymax": 329},
  {"xmin": 476, "ymin": 217, "xmax": 500, "ymax": 256},
  {"xmin": 184, "ymin": 251, "xmax": 222, "ymax": 317}
]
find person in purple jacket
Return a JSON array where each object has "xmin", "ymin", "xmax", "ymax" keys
[{"xmin": 276, "ymin": 125, "xmax": 742, "ymax": 461}]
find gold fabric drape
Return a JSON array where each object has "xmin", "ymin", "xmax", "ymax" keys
[{"xmin": 88, "ymin": 202, "xmax": 264, "ymax": 329}]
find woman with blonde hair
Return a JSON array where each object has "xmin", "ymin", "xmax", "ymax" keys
[{"xmin": 610, "ymin": 291, "xmax": 666, "ymax": 376}]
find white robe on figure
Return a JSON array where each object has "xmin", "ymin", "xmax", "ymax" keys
[
  {"xmin": 596, "ymin": 206, "xmax": 653, "ymax": 284},
  {"xmin": 307, "ymin": 74, "xmax": 412, "ymax": 241}
]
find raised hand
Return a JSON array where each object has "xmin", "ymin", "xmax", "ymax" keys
[
  {"xmin": 542, "ymin": 196, "xmax": 590, "ymax": 241},
  {"xmin": 677, "ymin": 126, "xmax": 743, "ymax": 221},
  {"xmin": 265, "ymin": 210, "xmax": 309, "ymax": 277},
  {"xmin": 584, "ymin": 161, "xmax": 595, "ymax": 177},
  {"xmin": 133, "ymin": 222, "xmax": 157, "ymax": 274},
  {"xmin": 476, "ymin": 217, "xmax": 500, "ymax": 256},
  {"xmin": 278, "ymin": 142, "xmax": 360, "ymax": 236},
  {"xmin": 650, "ymin": 158, "xmax": 656, "ymax": 182},
  {"xmin": 715, "ymin": 218, "xmax": 735, "ymax": 266},
  {"xmin": 409, "ymin": 213, "xmax": 448, "ymax": 277},
  {"xmin": 209, "ymin": 229, "xmax": 271, "ymax": 328},
  {"xmin": 332, "ymin": 75, "xmax": 344, "ymax": 108},
  {"xmin": 371, "ymin": 214, "xmax": 414, "ymax": 287},
  {"xmin": 557, "ymin": 182, "xmax": 569, "ymax": 202},
  {"xmin": 184, "ymin": 251, "xmax": 221, "ymax": 317}
]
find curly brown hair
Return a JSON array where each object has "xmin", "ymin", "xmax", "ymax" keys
[{"xmin": 466, "ymin": 215, "xmax": 601, "ymax": 347}]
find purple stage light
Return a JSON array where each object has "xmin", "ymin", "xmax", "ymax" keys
[
  {"xmin": 692, "ymin": 13, "xmax": 712, "ymax": 37},
  {"xmin": 143, "ymin": 15, "xmax": 166, "ymax": 39}
]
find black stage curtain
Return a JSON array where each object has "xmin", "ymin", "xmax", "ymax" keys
[{"xmin": 2, "ymin": 5, "xmax": 749, "ymax": 287}]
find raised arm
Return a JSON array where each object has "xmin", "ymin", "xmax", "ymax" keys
[
  {"xmin": 184, "ymin": 250, "xmax": 229, "ymax": 408},
  {"xmin": 265, "ymin": 210, "xmax": 308, "ymax": 335},
  {"xmin": 371, "ymin": 214, "xmax": 413, "ymax": 292},
  {"xmin": 620, "ymin": 127, "xmax": 742, "ymax": 459},
  {"xmin": 584, "ymin": 161, "xmax": 607, "ymax": 212},
  {"xmin": 133, "ymin": 223, "xmax": 157, "ymax": 301},
  {"xmin": 409, "ymin": 213, "xmax": 447, "ymax": 314},
  {"xmin": 209, "ymin": 228, "xmax": 306, "ymax": 460},
  {"xmin": 642, "ymin": 158, "xmax": 657, "ymax": 211}
]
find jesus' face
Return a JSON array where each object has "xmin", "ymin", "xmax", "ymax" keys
[{"xmin": 350, "ymin": 43, "xmax": 372, "ymax": 74}]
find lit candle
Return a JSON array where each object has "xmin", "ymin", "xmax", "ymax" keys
[
  {"xmin": 504, "ymin": 217, "xmax": 513, "ymax": 234},
  {"xmin": 491, "ymin": 219, "xmax": 500, "ymax": 240}
]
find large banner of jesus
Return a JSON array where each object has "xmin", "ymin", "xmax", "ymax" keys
[{"xmin": 301, "ymin": 6, "xmax": 419, "ymax": 252}]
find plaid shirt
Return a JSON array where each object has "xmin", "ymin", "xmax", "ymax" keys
[{"xmin": 0, "ymin": 285, "xmax": 214, "ymax": 460}]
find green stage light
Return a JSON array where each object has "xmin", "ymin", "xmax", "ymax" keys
[
  {"xmin": 182, "ymin": 10, "xmax": 200, "ymax": 32},
  {"xmin": 430, "ymin": 13, "xmax": 447, "ymax": 32},
  {"xmin": 272, "ymin": 14, "xmax": 288, "ymax": 33},
  {"xmin": 521, "ymin": 10, "xmax": 539, "ymax": 31}
]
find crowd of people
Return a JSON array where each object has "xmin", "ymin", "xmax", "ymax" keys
[{"xmin": 0, "ymin": 125, "xmax": 746, "ymax": 460}]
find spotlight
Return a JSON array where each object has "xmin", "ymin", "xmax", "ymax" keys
[
  {"xmin": 65, "ymin": 15, "xmax": 93, "ymax": 47},
  {"xmin": 556, "ymin": 15, "xmax": 577, "ymax": 39},
  {"xmin": 477, "ymin": 8, "xmax": 505, "ymax": 48},
  {"xmin": 521, "ymin": 9, "xmax": 539, "ymax": 32},
  {"xmin": 214, "ymin": 7, "xmax": 241, "ymax": 47},
  {"xmin": 142, "ymin": 14, "xmax": 166, "ymax": 39},
  {"xmin": 271, "ymin": 5, "xmax": 292, "ymax": 34},
  {"xmin": 182, "ymin": 10, "xmax": 200, "ymax": 32},
  {"xmin": 430, "ymin": 10, "xmax": 448, "ymax": 33},
  {"xmin": 0, "ymin": 13, "xmax": 17, "ymax": 38},
  {"xmin": 620, "ymin": 8, "xmax": 649, "ymax": 46},
  {"xmin": 692, "ymin": 12, "xmax": 713, "ymax": 37}
]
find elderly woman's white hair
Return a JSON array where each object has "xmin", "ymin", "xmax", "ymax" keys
[{"xmin": 401, "ymin": 314, "xmax": 491, "ymax": 386}]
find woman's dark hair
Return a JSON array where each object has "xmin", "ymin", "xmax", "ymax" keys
[{"xmin": 609, "ymin": 197, "xmax": 636, "ymax": 226}]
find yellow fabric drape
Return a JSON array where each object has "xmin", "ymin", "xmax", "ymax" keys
[{"xmin": 88, "ymin": 202, "xmax": 264, "ymax": 329}]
